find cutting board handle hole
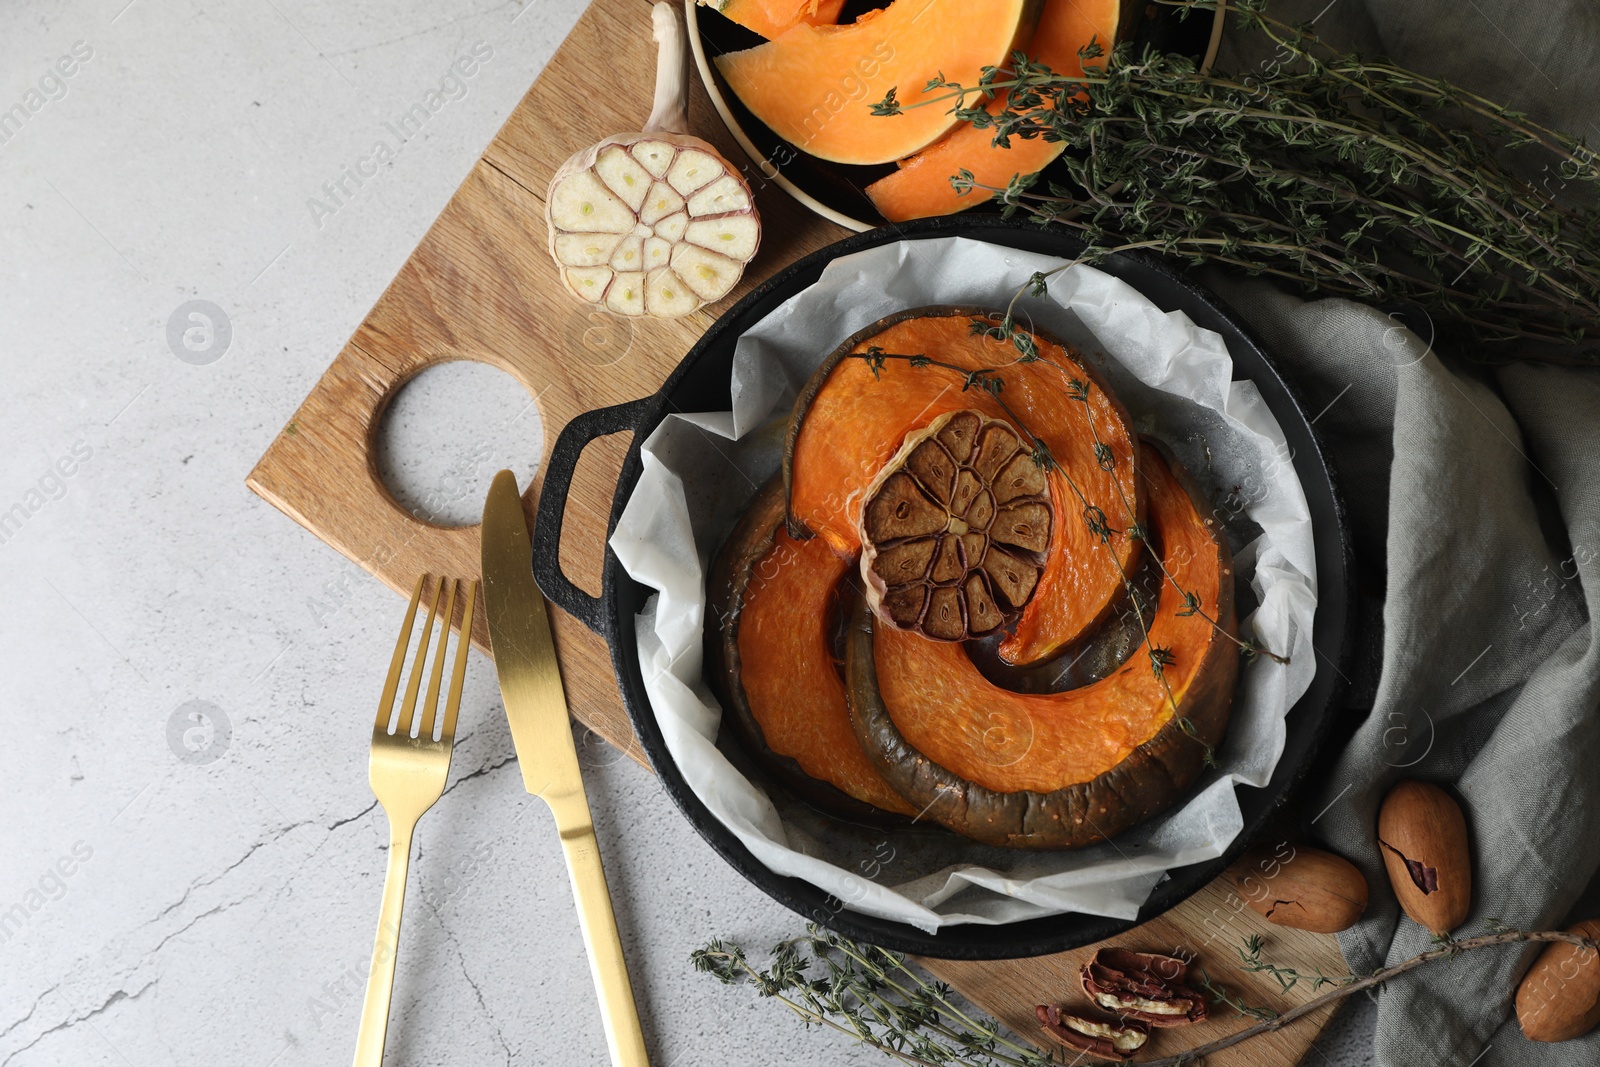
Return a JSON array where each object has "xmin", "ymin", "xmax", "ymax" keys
[{"xmin": 374, "ymin": 360, "xmax": 543, "ymax": 527}]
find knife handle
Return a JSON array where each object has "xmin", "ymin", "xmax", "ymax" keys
[{"xmin": 558, "ymin": 820, "xmax": 651, "ymax": 1067}]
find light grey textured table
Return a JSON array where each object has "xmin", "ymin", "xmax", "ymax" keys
[{"xmin": 0, "ymin": 1, "xmax": 1376, "ymax": 1063}]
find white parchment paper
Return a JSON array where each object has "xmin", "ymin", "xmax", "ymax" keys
[{"xmin": 609, "ymin": 237, "xmax": 1318, "ymax": 933}]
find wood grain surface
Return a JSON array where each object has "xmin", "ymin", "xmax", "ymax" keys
[
  {"xmin": 246, "ymin": 0, "xmax": 1350, "ymax": 1060},
  {"xmin": 921, "ymin": 855, "xmax": 1352, "ymax": 1065}
]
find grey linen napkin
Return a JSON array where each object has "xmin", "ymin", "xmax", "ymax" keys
[{"xmin": 1200, "ymin": 3, "xmax": 1600, "ymax": 1063}]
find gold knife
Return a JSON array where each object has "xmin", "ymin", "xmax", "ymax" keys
[{"xmin": 480, "ymin": 469, "xmax": 650, "ymax": 1067}]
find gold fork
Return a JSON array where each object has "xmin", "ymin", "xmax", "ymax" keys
[{"xmin": 352, "ymin": 573, "xmax": 478, "ymax": 1067}]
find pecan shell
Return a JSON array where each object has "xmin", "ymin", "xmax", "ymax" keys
[
  {"xmin": 1080, "ymin": 948, "xmax": 1209, "ymax": 1027},
  {"xmin": 1035, "ymin": 1004, "xmax": 1149, "ymax": 1061}
]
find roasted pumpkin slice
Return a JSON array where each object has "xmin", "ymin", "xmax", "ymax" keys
[
  {"xmin": 785, "ymin": 307, "xmax": 1140, "ymax": 664},
  {"xmin": 846, "ymin": 442, "xmax": 1237, "ymax": 849},
  {"xmin": 708, "ymin": 477, "xmax": 917, "ymax": 819},
  {"xmin": 698, "ymin": 0, "xmax": 846, "ymax": 39},
  {"xmin": 714, "ymin": 0, "xmax": 1042, "ymax": 165},
  {"xmin": 865, "ymin": 0, "xmax": 1120, "ymax": 221}
]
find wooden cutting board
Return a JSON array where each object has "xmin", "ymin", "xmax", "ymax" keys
[{"xmin": 246, "ymin": 0, "xmax": 1350, "ymax": 1060}]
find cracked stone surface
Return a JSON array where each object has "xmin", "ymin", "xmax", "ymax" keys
[
  {"xmin": 0, "ymin": 1, "xmax": 893, "ymax": 1064},
  {"xmin": 0, "ymin": 0, "xmax": 1376, "ymax": 1065}
]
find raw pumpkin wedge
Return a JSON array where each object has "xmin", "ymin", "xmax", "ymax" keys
[
  {"xmin": 698, "ymin": 0, "xmax": 846, "ymax": 39},
  {"xmin": 865, "ymin": 0, "xmax": 1120, "ymax": 221},
  {"xmin": 715, "ymin": 0, "xmax": 1043, "ymax": 165},
  {"xmin": 707, "ymin": 477, "xmax": 918, "ymax": 820},
  {"xmin": 784, "ymin": 306, "xmax": 1140, "ymax": 665},
  {"xmin": 845, "ymin": 441, "xmax": 1238, "ymax": 849}
]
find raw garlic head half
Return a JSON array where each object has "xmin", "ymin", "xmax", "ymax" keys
[{"xmin": 545, "ymin": 3, "xmax": 761, "ymax": 318}]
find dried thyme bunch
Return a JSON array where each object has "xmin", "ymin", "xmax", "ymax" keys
[
  {"xmin": 692, "ymin": 926, "xmax": 1057, "ymax": 1067},
  {"xmin": 874, "ymin": 0, "xmax": 1600, "ymax": 358}
]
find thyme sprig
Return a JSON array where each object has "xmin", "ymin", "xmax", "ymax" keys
[
  {"xmin": 873, "ymin": 0, "xmax": 1600, "ymax": 358},
  {"xmin": 692, "ymin": 926, "xmax": 1057, "ymax": 1067},
  {"xmin": 1193, "ymin": 967, "xmax": 1281, "ymax": 1022},
  {"xmin": 1235, "ymin": 931, "xmax": 1355, "ymax": 994},
  {"xmin": 1064, "ymin": 364, "xmax": 1289, "ymax": 666},
  {"xmin": 694, "ymin": 925, "xmax": 1600, "ymax": 1067}
]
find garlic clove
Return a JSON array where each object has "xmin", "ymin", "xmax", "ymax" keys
[
  {"xmin": 630, "ymin": 139, "xmax": 675, "ymax": 178},
  {"xmin": 667, "ymin": 149, "xmax": 723, "ymax": 195},
  {"xmin": 563, "ymin": 266, "xmax": 613, "ymax": 303},
  {"xmin": 552, "ymin": 232, "xmax": 624, "ymax": 268},
  {"xmin": 549, "ymin": 170, "xmax": 635, "ymax": 233},
  {"xmin": 594, "ymin": 145, "xmax": 652, "ymax": 211},
  {"xmin": 687, "ymin": 174, "xmax": 752, "ymax": 217},
  {"xmin": 609, "ymin": 235, "xmax": 645, "ymax": 271},
  {"xmin": 605, "ymin": 271, "xmax": 648, "ymax": 317},
  {"xmin": 643, "ymin": 236, "xmax": 673, "ymax": 269},
  {"xmin": 645, "ymin": 267, "xmax": 699, "ymax": 317},
  {"xmin": 639, "ymin": 181, "xmax": 686, "ymax": 227},
  {"xmin": 654, "ymin": 211, "xmax": 688, "ymax": 242},
  {"xmin": 671, "ymin": 243, "xmax": 742, "ymax": 302},
  {"xmin": 685, "ymin": 215, "xmax": 760, "ymax": 261}
]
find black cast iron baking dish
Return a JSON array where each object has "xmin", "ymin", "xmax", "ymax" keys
[{"xmin": 531, "ymin": 214, "xmax": 1356, "ymax": 960}]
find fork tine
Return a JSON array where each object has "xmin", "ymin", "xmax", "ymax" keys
[
  {"xmin": 419, "ymin": 579, "xmax": 460, "ymax": 740},
  {"xmin": 440, "ymin": 579, "xmax": 478, "ymax": 742},
  {"xmin": 397, "ymin": 576, "xmax": 445, "ymax": 737},
  {"xmin": 375, "ymin": 574, "xmax": 426, "ymax": 731}
]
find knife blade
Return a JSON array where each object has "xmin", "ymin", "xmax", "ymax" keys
[{"xmin": 480, "ymin": 468, "xmax": 649, "ymax": 1067}]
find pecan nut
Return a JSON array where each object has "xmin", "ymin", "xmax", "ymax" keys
[
  {"xmin": 1515, "ymin": 918, "xmax": 1600, "ymax": 1043},
  {"xmin": 1235, "ymin": 843, "xmax": 1369, "ymax": 933},
  {"xmin": 1080, "ymin": 948, "xmax": 1208, "ymax": 1026},
  {"xmin": 1036, "ymin": 1004, "xmax": 1149, "ymax": 1061},
  {"xmin": 1377, "ymin": 779, "xmax": 1471, "ymax": 936}
]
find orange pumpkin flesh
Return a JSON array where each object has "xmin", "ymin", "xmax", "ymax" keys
[
  {"xmin": 715, "ymin": 0, "xmax": 1042, "ymax": 166},
  {"xmin": 847, "ymin": 442, "xmax": 1237, "ymax": 848},
  {"xmin": 708, "ymin": 479, "xmax": 917, "ymax": 817},
  {"xmin": 879, "ymin": 444, "xmax": 1225, "ymax": 789},
  {"xmin": 706, "ymin": 0, "xmax": 846, "ymax": 40},
  {"xmin": 785, "ymin": 307, "xmax": 1140, "ymax": 665},
  {"xmin": 865, "ymin": 0, "xmax": 1120, "ymax": 222}
]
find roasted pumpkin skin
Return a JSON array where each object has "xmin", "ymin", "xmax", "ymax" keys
[
  {"xmin": 864, "ymin": 0, "xmax": 1121, "ymax": 221},
  {"xmin": 845, "ymin": 442, "xmax": 1237, "ymax": 849},
  {"xmin": 707, "ymin": 477, "xmax": 917, "ymax": 820},
  {"xmin": 784, "ymin": 306, "xmax": 1141, "ymax": 666}
]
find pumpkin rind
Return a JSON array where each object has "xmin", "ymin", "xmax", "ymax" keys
[
  {"xmin": 699, "ymin": 0, "xmax": 846, "ymax": 39},
  {"xmin": 707, "ymin": 477, "xmax": 917, "ymax": 821},
  {"xmin": 784, "ymin": 306, "xmax": 1141, "ymax": 665},
  {"xmin": 844, "ymin": 441, "xmax": 1236, "ymax": 849}
]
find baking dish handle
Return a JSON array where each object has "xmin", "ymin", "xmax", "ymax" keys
[{"xmin": 532, "ymin": 396, "xmax": 654, "ymax": 635}]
